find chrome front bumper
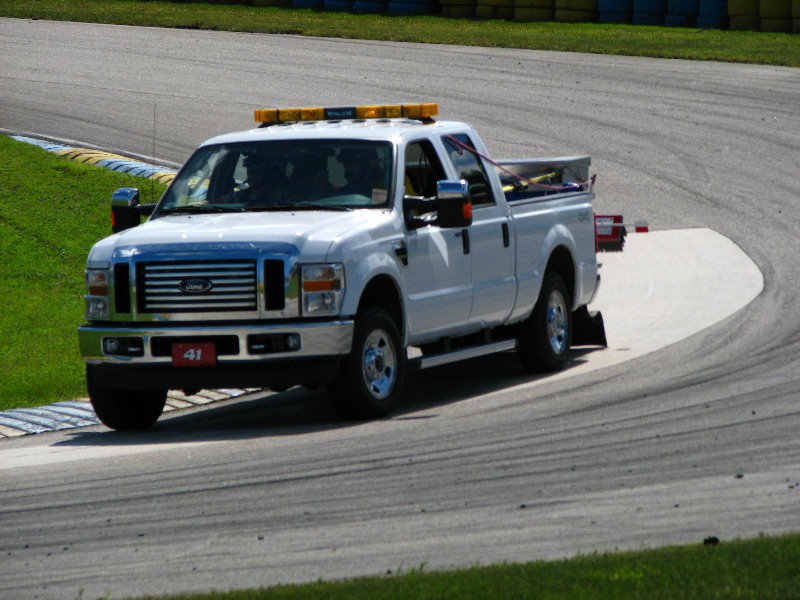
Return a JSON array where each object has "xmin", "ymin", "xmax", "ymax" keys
[{"xmin": 79, "ymin": 320, "xmax": 354, "ymax": 365}]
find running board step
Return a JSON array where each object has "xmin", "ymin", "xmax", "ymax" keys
[{"xmin": 409, "ymin": 339, "xmax": 517, "ymax": 371}]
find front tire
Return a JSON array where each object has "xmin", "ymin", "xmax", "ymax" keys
[
  {"xmin": 517, "ymin": 271, "xmax": 572, "ymax": 373},
  {"xmin": 328, "ymin": 307, "xmax": 406, "ymax": 420},
  {"xmin": 87, "ymin": 366, "xmax": 167, "ymax": 431}
]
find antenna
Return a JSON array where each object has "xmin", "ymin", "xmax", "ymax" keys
[{"xmin": 151, "ymin": 102, "xmax": 157, "ymax": 203}]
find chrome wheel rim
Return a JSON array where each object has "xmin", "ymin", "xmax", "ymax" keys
[
  {"xmin": 361, "ymin": 328, "xmax": 397, "ymax": 400},
  {"xmin": 546, "ymin": 289, "xmax": 568, "ymax": 355}
]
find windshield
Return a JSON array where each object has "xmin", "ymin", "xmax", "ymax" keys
[{"xmin": 156, "ymin": 139, "xmax": 394, "ymax": 214}]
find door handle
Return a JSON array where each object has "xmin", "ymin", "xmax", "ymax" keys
[
  {"xmin": 456, "ymin": 229, "xmax": 470, "ymax": 254},
  {"xmin": 502, "ymin": 222, "xmax": 510, "ymax": 248}
]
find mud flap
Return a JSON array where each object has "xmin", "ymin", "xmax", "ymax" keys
[{"xmin": 572, "ymin": 306, "xmax": 608, "ymax": 347}]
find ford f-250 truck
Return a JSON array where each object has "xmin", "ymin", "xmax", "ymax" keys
[{"xmin": 79, "ymin": 103, "xmax": 606, "ymax": 430}]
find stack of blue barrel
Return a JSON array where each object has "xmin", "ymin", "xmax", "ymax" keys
[
  {"xmin": 697, "ymin": 0, "xmax": 727, "ymax": 27},
  {"xmin": 296, "ymin": 0, "xmax": 436, "ymax": 13},
  {"xmin": 632, "ymin": 0, "xmax": 666, "ymax": 24},
  {"xmin": 598, "ymin": 0, "xmax": 632, "ymax": 22},
  {"xmin": 290, "ymin": 0, "xmax": 799, "ymax": 28},
  {"xmin": 665, "ymin": 0, "xmax": 696, "ymax": 26},
  {"xmin": 323, "ymin": 0, "xmax": 352, "ymax": 8},
  {"xmin": 353, "ymin": 0, "xmax": 387, "ymax": 10},
  {"xmin": 386, "ymin": 0, "xmax": 438, "ymax": 13}
]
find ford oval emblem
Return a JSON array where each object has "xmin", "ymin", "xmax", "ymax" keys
[{"xmin": 178, "ymin": 278, "xmax": 213, "ymax": 294}]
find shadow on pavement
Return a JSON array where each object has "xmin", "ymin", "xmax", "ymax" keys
[{"xmin": 54, "ymin": 349, "xmax": 597, "ymax": 447}]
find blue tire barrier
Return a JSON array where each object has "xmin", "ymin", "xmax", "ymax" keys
[
  {"xmin": 665, "ymin": 13, "xmax": 694, "ymax": 24},
  {"xmin": 598, "ymin": 0, "xmax": 631, "ymax": 21},
  {"xmin": 353, "ymin": 0, "xmax": 386, "ymax": 10},
  {"xmin": 598, "ymin": 0, "xmax": 632, "ymax": 9},
  {"xmin": 633, "ymin": 0, "xmax": 666, "ymax": 12},
  {"xmin": 292, "ymin": 0, "xmax": 323, "ymax": 7},
  {"xmin": 632, "ymin": 11, "xmax": 664, "ymax": 23},
  {"xmin": 632, "ymin": 0, "xmax": 665, "ymax": 23},
  {"xmin": 698, "ymin": 0, "xmax": 725, "ymax": 16},
  {"xmin": 323, "ymin": 0, "xmax": 353, "ymax": 9},
  {"xmin": 554, "ymin": 0, "xmax": 596, "ymax": 7},
  {"xmin": 599, "ymin": 10, "xmax": 633, "ymax": 20},
  {"xmin": 386, "ymin": 0, "xmax": 437, "ymax": 13},
  {"xmin": 697, "ymin": 14, "xmax": 727, "ymax": 26},
  {"xmin": 667, "ymin": 0, "xmax": 697, "ymax": 13}
]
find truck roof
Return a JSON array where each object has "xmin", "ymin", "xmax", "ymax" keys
[{"xmin": 202, "ymin": 118, "xmax": 472, "ymax": 148}]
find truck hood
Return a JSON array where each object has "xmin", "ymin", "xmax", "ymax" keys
[{"xmin": 87, "ymin": 209, "xmax": 394, "ymax": 265}]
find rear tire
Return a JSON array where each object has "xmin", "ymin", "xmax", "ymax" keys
[
  {"xmin": 517, "ymin": 271, "xmax": 572, "ymax": 373},
  {"xmin": 87, "ymin": 366, "xmax": 167, "ymax": 430},
  {"xmin": 328, "ymin": 307, "xmax": 406, "ymax": 420}
]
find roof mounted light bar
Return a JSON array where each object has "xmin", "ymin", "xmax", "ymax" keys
[{"xmin": 254, "ymin": 103, "xmax": 438, "ymax": 126}]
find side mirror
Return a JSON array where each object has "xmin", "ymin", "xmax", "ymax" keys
[
  {"xmin": 111, "ymin": 188, "xmax": 156, "ymax": 233},
  {"xmin": 404, "ymin": 180, "xmax": 472, "ymax": 230},
  {"xmin": 434, "ymin": 180, "xmax": 472, "ymax": 229}
]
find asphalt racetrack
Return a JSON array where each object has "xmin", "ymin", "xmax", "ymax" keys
[{"xmin": 1, "ymin": 18, "xmax": 799, "ymax": 600}]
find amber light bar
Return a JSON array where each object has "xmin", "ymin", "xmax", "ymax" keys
[{"xmin": 254, "ymin": 103, "xmax": 438, "ymax": 125}]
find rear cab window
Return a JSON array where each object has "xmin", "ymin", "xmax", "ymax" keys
[{"xmin": 442, "ymin": 134, "xmax": 495, "ymax": 207}]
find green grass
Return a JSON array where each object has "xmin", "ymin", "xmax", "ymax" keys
[
  {"xmin": 1, "ymin": 0, "xmax": 799, "ymax": 66},
  {"xmin": 128, "ymin": 533, "xmax": 800, "ymax": 599},
  {"xmin": 0, "ymin": 136, "xmax": 165, "ymax": 410}
]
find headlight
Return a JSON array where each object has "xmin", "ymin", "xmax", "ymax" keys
[
  {"xmin": 301, "ymin": 263, "xmax": 344, "ymax": 316},
  {"xmin": 84, "ymin": 269, "xmax": 110, "ymax": 319}
]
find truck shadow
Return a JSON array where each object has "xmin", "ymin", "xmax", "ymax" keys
[{"xmin": 55, "ymin": 350, "xmax": 595, "ymax": 447}]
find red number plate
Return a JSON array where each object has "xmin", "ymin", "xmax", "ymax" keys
[{"xmin": 172, "ymin": 342, "xmax": 216, "ymax": 367}]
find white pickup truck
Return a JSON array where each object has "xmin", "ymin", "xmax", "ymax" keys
[{"xmin": 79, "ymin": 103, "xmax": 607, "ymax": 430}]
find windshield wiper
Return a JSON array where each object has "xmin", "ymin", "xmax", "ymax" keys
[
  {"xmin": 157, "ymin": 204, "xmax": 246, "ymax": 215},
  {"xmin": 247, "ymin": 202, "xmax": 352, "ymax": 212}
]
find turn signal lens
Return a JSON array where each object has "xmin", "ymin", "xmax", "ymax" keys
[
  {"xmin": 86, "ymin": 270, "xmax": 109, "ymax": 296},
  {"xmin": 85, "ymin": 269, "xmax": 110, "ymax": 319},
  {"xmin": 301, "ymin": 263, "xmax": 345, "ymax": 316}
]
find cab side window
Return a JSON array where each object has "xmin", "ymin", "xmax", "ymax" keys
[
  {"xmin": 443, "ymin": 134, "xmax": 494, "ymax": 206},
  {"xmin": 404, "ymin": 140, "xmax": 446, "ymax": 198}
]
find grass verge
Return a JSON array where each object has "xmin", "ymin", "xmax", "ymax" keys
[
  {"xmin": 0, "ymin": 136, "xmax": 165, "ymax": 411},
  {"xmin": 125, "ymin": 533, "xmax": 800, "ymax": 599},
  {"xmin": 1, "ymin": 0, "xmax": 799, "ymax": 67}
]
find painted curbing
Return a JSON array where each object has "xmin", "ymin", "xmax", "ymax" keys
[
  {"xmin": 11, "ymin": 135, "xmax": 177, "ymax": 183},
  {"xmin": 0, "ymin": 389, "xmax": 261, "ymax": 438}
]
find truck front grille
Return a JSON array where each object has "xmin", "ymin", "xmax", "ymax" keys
[{"xmin": 138, "ymin": 260, "xmax": 258, "ymax": 313}]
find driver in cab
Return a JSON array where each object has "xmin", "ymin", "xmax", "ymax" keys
[{"xmin": 237, "ymin": 152, "xmax": 289, "ymax": 205}]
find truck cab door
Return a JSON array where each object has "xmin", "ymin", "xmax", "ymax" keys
[
  {"xmin": 401, "ymin": 140, "xmax": 472, "ymax": 340},
  {"xmin": 442, "ymin": 134, "xmax": 516, "ymax": 327}
]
